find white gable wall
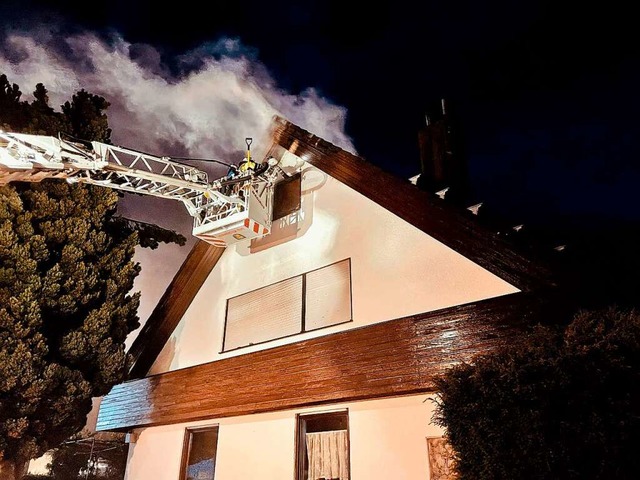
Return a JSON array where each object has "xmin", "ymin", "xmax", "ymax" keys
[{"xmin": 149, "ymin": 158, "xmax": 518, "ymax": 374}]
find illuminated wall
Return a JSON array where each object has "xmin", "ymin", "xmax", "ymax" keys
[
  {"xmin": 149, "ymin": 153, "xmax": 518, "ymax": 374},
  {"xmin": 124, "ymin": 394, "xmax": 442, "ymax": 480}
]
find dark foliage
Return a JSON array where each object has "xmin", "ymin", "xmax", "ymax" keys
[
  {"xmin": 0, "ymin": 73, "xmax": 183, "ymax": 471},
  {"xmin": 61, "ymin": 90, "xmax": 112, "ymax": 145},
  {"xmin": 109, "ymin": 217, "xmax": 186, "ymax": 250},
  {"xmin": 432, "ymin": 306, "xmax": 640, "ymax": 480},
  {"xmin": 47, "ymin": 435, "xmax": 127, "ymax": 480}
]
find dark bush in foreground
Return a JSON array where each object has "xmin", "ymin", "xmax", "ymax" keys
[{"xmin": 433, "ymin": 306, "xmax": 640, "ymax": 480}]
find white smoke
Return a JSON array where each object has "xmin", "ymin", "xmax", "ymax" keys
[
  {"xmin": 0, "ymin": 29, "xmax": 355, "ymax": 158},
  {"xmin": 0, "ymin": 28, "xmax": 356, "ymax": 347}
]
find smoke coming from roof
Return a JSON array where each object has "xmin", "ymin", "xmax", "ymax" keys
[
  {"xmin": 0, "ymin": 27, "xmax": 356, "ymax": 345},
  {"xmin": 0, "ymin": 29, "xmax": 355, "ymax": 158}
]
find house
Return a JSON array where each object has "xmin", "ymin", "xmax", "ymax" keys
[{"xmin": 95, "ymin": 115, "xmax": 558, "ymax": 479}]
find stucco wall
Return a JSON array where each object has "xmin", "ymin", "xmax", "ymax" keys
[
  {"xmin": 149, "ymin": 156, "xmax": 518, "ymax": 374},
  {"xmin": 125, "ymin": 394, "xmax": 443, "ymax": 480}
]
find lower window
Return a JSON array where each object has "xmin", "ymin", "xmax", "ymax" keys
[
  {"xmin": 180, "ymin": 425, "xmax": 219, "ymax": 480},
  {"xmin": 296, "ymin": 410, "xmax": 350, "ymax": 480}
]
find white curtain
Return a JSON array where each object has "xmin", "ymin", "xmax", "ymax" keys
[{"xmin": 305, "ymin": 430, "xmax": 349, "ymax": 480}]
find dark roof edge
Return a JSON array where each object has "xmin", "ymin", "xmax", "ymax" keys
[
  {"xmin": 269, "ymin": 115, "xmax": 557, "ymax": 292},
  {"xmin": 127, "ymin": 241, "xmax": 226, "ymax": 379}
]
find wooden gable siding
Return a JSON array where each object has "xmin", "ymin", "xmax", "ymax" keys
[
  {"xmin": 97, "ymin": 291, "xmax": 561, "ymax": 432},
  {"xmin": 127, "ymin": 241, "xmax": 225, "ymax": 379},
  {"xmin": 268, "ymin": 116, "xmax": 555, "ymax": 292}
]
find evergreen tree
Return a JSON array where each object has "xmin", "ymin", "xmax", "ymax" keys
[
  {"xmin": 25, "ymin": 84, "xmax": 69, "ymax": 136},
  {"xmin": 432, "ymin": 306, "xmax": 640, "ymax": 480},
  {"xmin": 61, "ymin": 89, "xmax": 112, "ymax": 144},
  {"xmin": 0, "ymin": 74, "xmax": 26, "ymax": 132},
  {"xmin": 0, "ymin": 174, "xmax": 138, "ymax": 478},
  {"xmin": 0, "ymin": 74, "xmax": 184, "ymax": 477}
]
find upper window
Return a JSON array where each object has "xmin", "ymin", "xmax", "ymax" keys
[
  {"xmin": 180, "ymin": 426, "xmax": 219, "ymax": 480},
  {"xmin": 222, "ymin": 259, "xmax": 352, "ymax": 352},
  {"xmin": 296, "ymin": 410, "xmax": 350, "ymax": 480},
  {"xmin": 272, "ymin": 172, "xmax": 301, "ymax": 220}
]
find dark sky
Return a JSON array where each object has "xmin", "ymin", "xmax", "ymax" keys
[
  {"xmin": 2, "ymin": 0, "xmax": 639, "ymax": 305},
  {"xmin": 4, "ymin": 0, "xmax": 636, "ymax": 224},
  {"xmin": 3, "ymin": 1, "xmax": 638, "ymax": 212}
]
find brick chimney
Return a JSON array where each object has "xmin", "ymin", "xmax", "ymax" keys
[{"xmin": 416, "ymin": 98, "xmax": 469, "ymax": 204}]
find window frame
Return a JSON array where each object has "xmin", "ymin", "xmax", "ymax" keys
[
  {"xmin": 295, "ymin": 409, "xmax": 351, "ymax": 480},
  {"xmin": 179, "ymin": 425, "xmax": 220, "ymax": 480},
  {"xmin": 220, "ymin": 258, "xmax": 353, "ymax": 353}
]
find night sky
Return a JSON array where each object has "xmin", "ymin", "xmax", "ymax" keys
[
  {"xmin": 1, "ymin": 0, "xmax": 638, "ymax": 314},
  {"xmin": 3, "ymin": 0, "xmax": 638, "ymax": 220}
]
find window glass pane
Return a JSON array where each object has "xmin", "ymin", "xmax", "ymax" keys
[
  {"xmin": 272, "ymin": 173, "xmax": 301, "ymax": 220},
  {"xmin": 184, "ymin": 427, "xmax": 218, "ymax": 480},
  {"xmin": 224, "ymin": 276, "xmax": 303, "ymax": 351},
  {"xmin": 305, "ymin": 260, "xmax": 351, "ymax": 331},
  {"xmin": 305, "ymin": 414, "xmax": 349, "ymax": 433}
]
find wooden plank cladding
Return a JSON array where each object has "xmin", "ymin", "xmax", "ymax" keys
[
  {"xmin": 127, "ymin": 241, "xmax": 225, "ymax": 379},
  {"xmin": 268, "ymin": 116, "xmax": 556, "ymax": 292},
  {"xmin": 97, "ymin": 290, "xmax": 563, "ymax": 432}
]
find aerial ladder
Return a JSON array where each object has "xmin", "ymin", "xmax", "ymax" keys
[{"xmin": 0, "ymin": 131, "xmax": 283, "ymax": 247}]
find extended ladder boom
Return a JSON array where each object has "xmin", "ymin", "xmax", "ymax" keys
[{"xmin": 0, "ymin": 131, "xmax": 281, "ymax": 247}]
